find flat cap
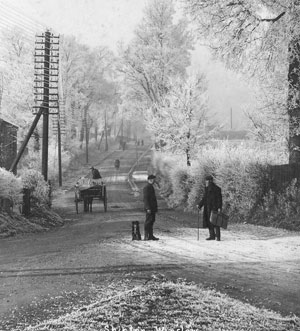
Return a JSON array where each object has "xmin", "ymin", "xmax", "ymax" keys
[
  {"xmin": 148, "ymin": 174, "xmax": 156, "ymax": 180},
  {"xmin": 205, "ymin": 175, "xmax": 213, "ymax": 181}
]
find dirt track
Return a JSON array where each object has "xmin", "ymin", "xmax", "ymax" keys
[{"xmin": 0, "ymin": 142, "xmax": 299, "ymax": 330}]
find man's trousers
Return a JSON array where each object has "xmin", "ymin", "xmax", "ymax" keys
[{"xmin": 144, "ymin": 212, "xmax": 156, "ymax": 239}]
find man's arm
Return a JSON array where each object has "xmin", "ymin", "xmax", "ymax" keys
[{"xmin": 197, "ymin": 193, "xmax": 206, "ymax": 209}]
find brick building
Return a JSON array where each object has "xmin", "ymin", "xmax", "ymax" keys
[{"xmin": 0, "ymin": 118, "xmax": 18, "ymax": 172}]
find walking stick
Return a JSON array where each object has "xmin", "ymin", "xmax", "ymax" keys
[{"xmin": 197, "ymin": 208, "xmax": 200, "ymax": 241}]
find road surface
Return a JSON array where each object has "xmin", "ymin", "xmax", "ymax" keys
[{"xmin": 0, "ymin": 142, "xmax": 299, "ymax": 330}]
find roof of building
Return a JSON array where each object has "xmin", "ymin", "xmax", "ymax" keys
[{"xmin": 0, "ymin": 117, "xmax": 19, "ymax": 129}]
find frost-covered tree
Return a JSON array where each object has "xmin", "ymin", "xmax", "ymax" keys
[
  {"xmin": 0, "ymin": 28, "xmax": 34, "ymax": 129},
  {"xmin": 146, "ymin": 74, "xmax": 213, "ymax": 166},
  {"xmin": 60, "ymin": 37, "xmax": 117, "ymax": 151},
  {"xmin": 183, "ymin": 0, "xmax": 300, "ymax": 163},
  {"xmin": 119, "ymin": 0, "xmax": 194, "ymax": 117}
]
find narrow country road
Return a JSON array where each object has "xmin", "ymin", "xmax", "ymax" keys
[{"xmin": 0, "ymin": 142, "xmax": 300, "ymax": 330}]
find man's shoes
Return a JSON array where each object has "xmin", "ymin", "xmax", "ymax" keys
[
  {"xmin": 216, "ymin": 238, "xmax": 221, "ymax": 241},
  {"xmin": 149, "ymin": 236, "xmax": 159, "ymax": 241},
  {"xmin": 206, "ymin": 237, "xmax": 215, "ymax": 240}
]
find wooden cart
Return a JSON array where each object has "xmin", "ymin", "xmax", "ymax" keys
[{"xmin": 74, "ymin": 180, "xmax": 107, "ymax": 214}]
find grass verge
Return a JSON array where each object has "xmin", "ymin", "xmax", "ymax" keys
[{"xmin": 22, "ymin": 276, "xmax": 299, "ymax": 331}]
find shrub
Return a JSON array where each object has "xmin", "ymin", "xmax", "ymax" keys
[
  {"xmin": 19, "ymin": 143, "xmax": 72, "ymax": 183},
  {"xmin": 152, "ymin": 152, "xmax": 174, "ymax": 200},
  {"xmin": 168, "ymin": 167, "xmax": 191, "ymax": 208},
  {"xmin": 216, "ymin": 160, "xmax": 269, "ymax": 222},
  {"xmin": 20, "ymin": 169, "xmax": 50, "ymax": 207},
  {"xmin": 254, "ymin": 179, "xmax": 300, "ymax": 230},
  {"xmin": 48, "ymin": 143, "xmax": 72, "ymax": 181},
  {"xmin": 0, "ymin": 167, "xmax": 23, "ymax": 205}
]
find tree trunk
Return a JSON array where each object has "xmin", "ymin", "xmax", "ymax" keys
[
  {"xmin": 288, "ymin": 36, "xmax": 300, "ymax": 164},
  {"xmin": 95, "ymin": 124, "xmax": 98, "ymax": 142},
  {"xmin": 0, "ymin": 73, "xmax": 3, "ymax": 111},
  {"xmin": 186, "ymin": 131, "xmax": 191, "ymax": 166},
  {"xmin": 186, "ymin": 150, "xmax": 191, "ymax": 167},
  {"xmin": 84, "ymin": 106, "xmax": 89, "ymax": 164},
  {"xmin": 79, "ymin": 122, "xmax": 84, "ymax": 149}
]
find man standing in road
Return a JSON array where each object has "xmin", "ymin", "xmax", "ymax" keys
[
  {"xmin": 197, "ymin": 175, "xmax": 223, "ymax": 241},
  {"xmin": 143, "ymin": 174, "xmax": 159, "ymax": 241}
]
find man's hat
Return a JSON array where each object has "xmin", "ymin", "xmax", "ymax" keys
[
  {"xmin": 90, "ymin": 166, "xmax": 94, "ymax": 169},
  {"xmin": 148, "ymin": 174, "xmax": 156, "ymax": 180},
  {"xmin": 205, "ymin": 175, "xmax": 213, "ymax": 181}
]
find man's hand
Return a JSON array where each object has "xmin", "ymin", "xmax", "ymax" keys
[
  {"xmin": 147, "ymin": 209, "xmax": 151, "ymax": 214},
  {"xmin": 196, "ymin": 205, "xmax": 201, "ymax": 210},
  {"xmin": 218, "ymin": 208, "xmax": 221, "ymax": 212}
]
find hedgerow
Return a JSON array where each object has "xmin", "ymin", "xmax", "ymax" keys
[
  {"xmin": 20, "ymin": 169, "xmax": 50, "ymax": 207},
  {"xmin": 152, "ymin": 142, "xmax": 300, "ymax": 230}
]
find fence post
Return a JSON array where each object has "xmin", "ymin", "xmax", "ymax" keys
[{"xmin": 22, "ymin": 188, "xmax": 31, "ymax": 216}]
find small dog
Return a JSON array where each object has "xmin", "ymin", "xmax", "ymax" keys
[{"xmin": 132, "ymin": 221, "xmax": 141, "ymax": 240}]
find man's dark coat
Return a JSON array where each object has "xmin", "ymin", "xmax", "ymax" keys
[
  {"xmin": 92, "ymin": 168, "xmax": 101, "ymax": 179},
  {"xmin": 198, "ymin": 182, "xmax": 222, "ymax": 228},
  {"xmin": 143, "ymin": 183, "xmax": 158, "ymax": 213}
]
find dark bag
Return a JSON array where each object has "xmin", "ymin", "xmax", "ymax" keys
[{"xmin": 210, "ymin": 211, "xmax": 229, "ymax": 229}]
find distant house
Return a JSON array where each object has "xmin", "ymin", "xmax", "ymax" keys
[{"xmin": 0, "ymin": 118, "xmax": 18, "ymax": 172}]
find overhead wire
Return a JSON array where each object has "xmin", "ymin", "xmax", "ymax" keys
[
  {"xmin": 0, "ymin": 1, "xmax": 97, "ymax": 122},
  {"xmin": 0, "ymin": 12, "xmax": 42, "ymax": 37},
  {"xmin": 0, "ymin": 0, "xmax": 46, "ymax": 31},
  {"xmin": 0, "ymin": 1, "xmax": 63, "ymax": 117},
  {"xmin": 0, "ymin": 0, "xmax": 59, "ymax": 46},
  {"xmin": 0, "ymin": 13, "xmax": 40, "ymax": 35},
  {"xmin": 0, "ymin": 2, "xmax": 60, "ymax": 67},
  {"xmin": 0, "ymin": 23, "xmax": 36, "ymax": 44}
]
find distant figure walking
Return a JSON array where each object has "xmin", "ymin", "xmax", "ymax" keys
[
  {"xmin": 114, "ymin": 159, "xmax": 120, "ymax": 171},
  {"xmin": 143, "ymin": 174, "xmax": 159, "ymax": 240},
  {"xmin": 197, "ymin": 175, "xmax": 223, "ymax": 241}
]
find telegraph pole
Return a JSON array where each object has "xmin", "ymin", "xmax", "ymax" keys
[
  {"xmin": 57, "ymin": 118, "xmax": 62, "ymax": 186},
  {"xmin": 41, "ymin": 30, "xmax": 50, "ymax": 181},
  {"xmin": 10, "ymin": 31, "xmax": 60, "ymax": 176},
  {"xmin": 34, "ymin": 31, "xmax": 59, "ymax": 181}
]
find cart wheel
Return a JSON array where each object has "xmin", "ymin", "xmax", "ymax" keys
[{"xmin": 103, "ymin": 186, "xmax": 107, "ymax": 212}]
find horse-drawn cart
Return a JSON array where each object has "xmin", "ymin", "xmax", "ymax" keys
[{"xmin": 74, "ymin": 178, "xmax": 107, "ymax": 214}]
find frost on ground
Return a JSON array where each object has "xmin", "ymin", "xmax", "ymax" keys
[
  {"xmin": 19, "ymin": 276, "xmax": 300, "ymax": 331},
  {"xmin": 0, "ymin": 208, "xmax": 64, "ymax": 238}
]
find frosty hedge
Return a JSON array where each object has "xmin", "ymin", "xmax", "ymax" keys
[
  {"xmin": 0, "ymin": 168, "xmax": 50, "ymax": 211},
  {"xmin": 152, "ymin": 143, "xmax": 300, "ymax": 231}
]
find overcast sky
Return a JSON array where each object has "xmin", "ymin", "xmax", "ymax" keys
[
  {"xmin": 2, "ymin": 0, "xmax": 147, "ymax": 49},
  {"xmin": 0, "ymin": 0, "xmax": 253, "ymax": 129}
]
